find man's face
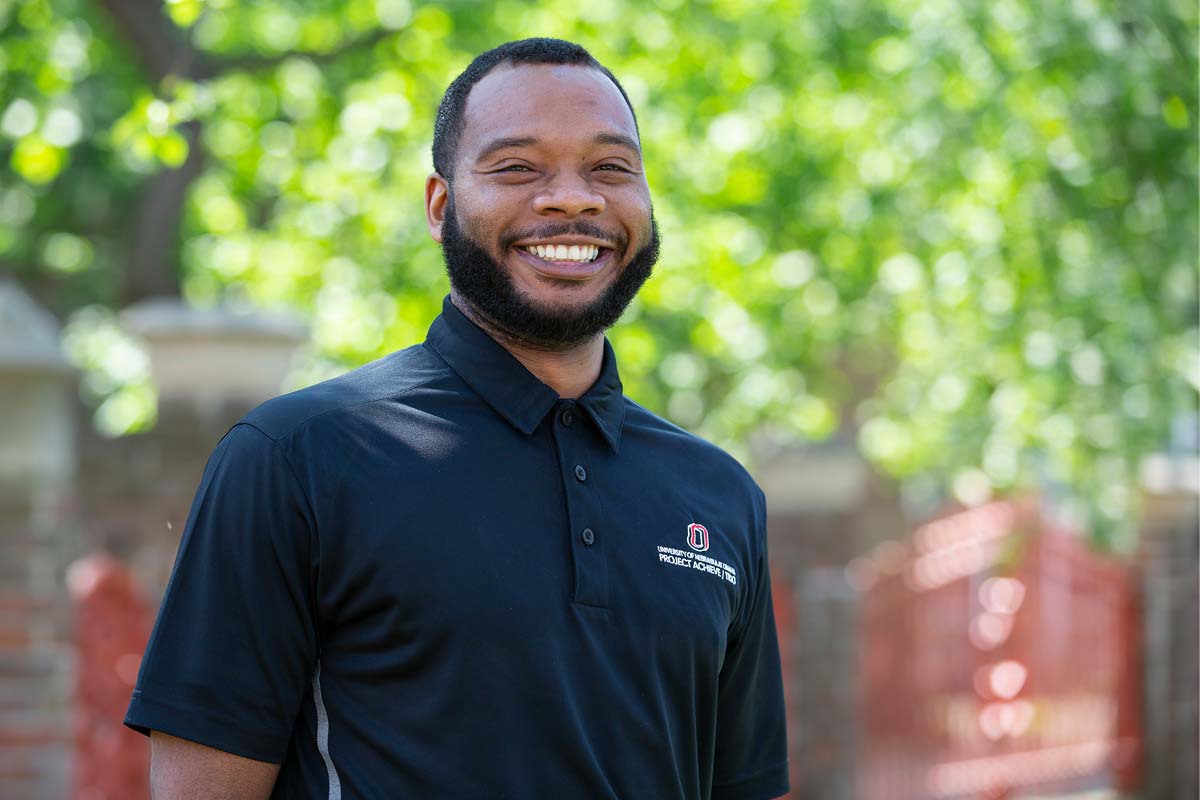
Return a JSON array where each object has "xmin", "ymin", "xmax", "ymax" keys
[{"xmin": 428, "ymin": 63, "xmax": 659, "ymax": 350}]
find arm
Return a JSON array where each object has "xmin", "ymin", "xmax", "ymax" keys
[
  {"xmin": 150, "ymin": 731, "xmax": 281, "ymax": 800},
  {"xmin": 711, "ymin": 487, "xmax": 789, "ymax": 800}
]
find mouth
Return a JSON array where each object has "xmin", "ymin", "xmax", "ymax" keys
[{"xmin": 511, "ymin": 241, "xmax": 616, "ymax": 280}]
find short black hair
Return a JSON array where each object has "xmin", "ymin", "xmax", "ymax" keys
[{"xmin": 432, "ymin": 38, "xmax": 639, "ymax": 180}]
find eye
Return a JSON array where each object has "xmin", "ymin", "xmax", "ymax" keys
[
  {"xmin": 496, "ymin": 164, "xmax": 533, "ymax": 172},
  {"xmin": 596, "ymin": 163, "xmax": 631, "ymax": 172}
]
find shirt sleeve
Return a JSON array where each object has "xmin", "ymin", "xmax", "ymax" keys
[
  {"xmin": 711, "ymin": 489, "xmax": 789, "ymax": 800},
  {"xmin": 124, "ymin": 422, "xmax": 319, "ymax": 763}
]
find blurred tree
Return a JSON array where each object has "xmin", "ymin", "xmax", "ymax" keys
[{"xmin": 1, "ymin": 0, "xmax": 1196, "ymax": 544}]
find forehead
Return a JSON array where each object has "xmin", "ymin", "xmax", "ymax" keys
[{"xmin": 458, "ymin": 63, "xmax": 638, "ymax": 158}]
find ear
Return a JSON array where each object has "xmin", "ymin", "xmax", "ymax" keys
[{"xmin": 425, "ymin": 173, "xmax": 450, "ymax": 243}]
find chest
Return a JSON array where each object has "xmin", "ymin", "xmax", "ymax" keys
[{"xmin": 311, "ymin": 423, "xmax": 750, "ymax": 677}]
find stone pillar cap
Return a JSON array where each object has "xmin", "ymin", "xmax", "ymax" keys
[
  {"xmin": 0, "ymin": 279, "xmax": 71, "ymax": 372},
  {"xmin": 119, "ymin": 297, "xmax": 309, "ymax": 407},
  {"xmin": 120, "ymin": 297, "xmax": 307, "ymax": 342}
]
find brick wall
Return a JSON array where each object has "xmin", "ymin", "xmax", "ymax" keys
[
  {"xmin": 0, "ymin": 485, "xmax": 79, "ymax": 799},
  {"xmin": 76, "ymin": 400, "xmax": 249, "ymax": 601}
]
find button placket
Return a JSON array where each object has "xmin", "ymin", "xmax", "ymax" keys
[{"xmin": 551, "ymin": 401, "xmax": 608, "ymax": 608}]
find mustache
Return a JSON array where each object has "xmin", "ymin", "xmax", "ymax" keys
[{"xmin": 499, "ymin": 221, "xmax": 629, "ymax": 254}]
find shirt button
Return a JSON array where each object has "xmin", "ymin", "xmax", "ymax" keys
[
  {"xmin": 581, "ymin": 527, "xmax": 595, "ymax": 546},
  {"xmin": 561, "ymin": 408, "xmax": 574, "ymax": 426},
  {"xmin": 574, "ymin": 464, "xmax": 587, "ymax": 482}
]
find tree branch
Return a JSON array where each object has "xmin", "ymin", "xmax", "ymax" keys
[
  {"xmin": 191, "ymin": 27, "xmax": 394, "ymax": 80},
  {"xmin": 90, "ymin": 0, "xmax": 391, "ymax": 302},
  {"xmin": 93, "ymin": 0, "xmax": 201, "ymax": 84}
]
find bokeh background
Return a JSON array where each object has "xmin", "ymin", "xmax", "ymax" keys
[{"xmin": 0, "ymin": 0, "xmax": 1196, "ymax": 798}]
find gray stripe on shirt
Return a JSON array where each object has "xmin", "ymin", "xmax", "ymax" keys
[{"xmin": 312, "ymin": 661, "xmax": 342, "ymax": 800}]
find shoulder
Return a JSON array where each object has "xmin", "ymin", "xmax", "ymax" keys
[
  {"xmin": 238, "ymin": 343, "xmax": 448, "ymax": 442},
  {"xmin": 621, "ymin": 398, "xmax": 766, "ymax": 520}
]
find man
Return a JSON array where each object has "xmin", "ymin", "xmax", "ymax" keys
[{"xmin": 126, "ymin": 38, "xmax": 789, "ymax": 800}]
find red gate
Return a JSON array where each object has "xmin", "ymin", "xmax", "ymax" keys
[
  {"xmin": 856, "ymin": 499, "xmax": 1142, "ymax": 799},
  {"xmin": 69, "ymin": 554, "xmax": 152, "ymax": 800}
]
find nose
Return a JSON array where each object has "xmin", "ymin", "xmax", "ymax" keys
[{"xmin": 531, "ymin": 171, "xmax": 606, "ymax": 217}]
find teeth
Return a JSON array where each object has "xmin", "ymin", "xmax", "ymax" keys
[{"xmin": 524, "ymin": 244, "xmax": 600, "ymax": 262}]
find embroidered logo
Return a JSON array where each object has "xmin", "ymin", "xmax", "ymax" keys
[{"xmin": 656, "ymin": 522, "xmax": 737, "ymax": 585}]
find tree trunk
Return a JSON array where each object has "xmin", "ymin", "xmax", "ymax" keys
[
  {"xmin": 94, "ymin": 0, "xmax": 207, "ymax": 303},
  {"xmin": 121, "ymin": 120, "xmax": 205, "ymax": 303}
]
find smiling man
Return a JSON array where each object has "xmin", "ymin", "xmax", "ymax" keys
[{"xmin": 125, "ymin": 39, "xmax": 788, "ymax": 800}]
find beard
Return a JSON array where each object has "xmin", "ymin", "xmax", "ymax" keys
[{"xmin": 440, "ymin": 194, "xmax": 660, "ymax": 351}]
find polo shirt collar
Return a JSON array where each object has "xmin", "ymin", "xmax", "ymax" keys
[{"xmin": 425, "ymin": 296, "xmax": 626, "ymax": 452}]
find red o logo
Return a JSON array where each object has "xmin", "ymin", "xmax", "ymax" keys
[{"xmin": 686, "ymin": 523, "xmax": 710, "ymax": 552}]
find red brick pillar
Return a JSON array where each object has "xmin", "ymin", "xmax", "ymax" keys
[{"xmin": 68, "ymin": 554, "xmax": 152, "ymax": 800}]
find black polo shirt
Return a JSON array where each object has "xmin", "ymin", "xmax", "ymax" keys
[{"xmin": 126, "ymin": 296, "xmax": 788, "ymax": 800}]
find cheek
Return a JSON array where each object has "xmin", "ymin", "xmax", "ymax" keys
[
  {"xmin": 458, "ymin": 188, "xmax": 527, "ymax": 241},
  {"xmin": 619, "ymin": 193, "xmax": 654, "ymax": 241},
  {"xmin": 456, "ymin": 204, "xmax": 506, "ymax": 246},
  {"xmin": 615, "ymin": 180, "xmax": 652, "ymax": 214}
]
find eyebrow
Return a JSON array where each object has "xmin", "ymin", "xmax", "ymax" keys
[
  {"xmin": 592, "ymin": 132, "xmax": 641, "ymax": 154},
  {"xmin": 474, "ymin": 132, "xmax": 642, "ymax": 163},
  {"xmin": 474, "ymin": 136, "xmax": 539, "ymax": 163}
]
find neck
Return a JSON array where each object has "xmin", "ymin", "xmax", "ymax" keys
[{"xmin": 449, "ymin": 292, "xmax": 605, "ymax": 399}]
